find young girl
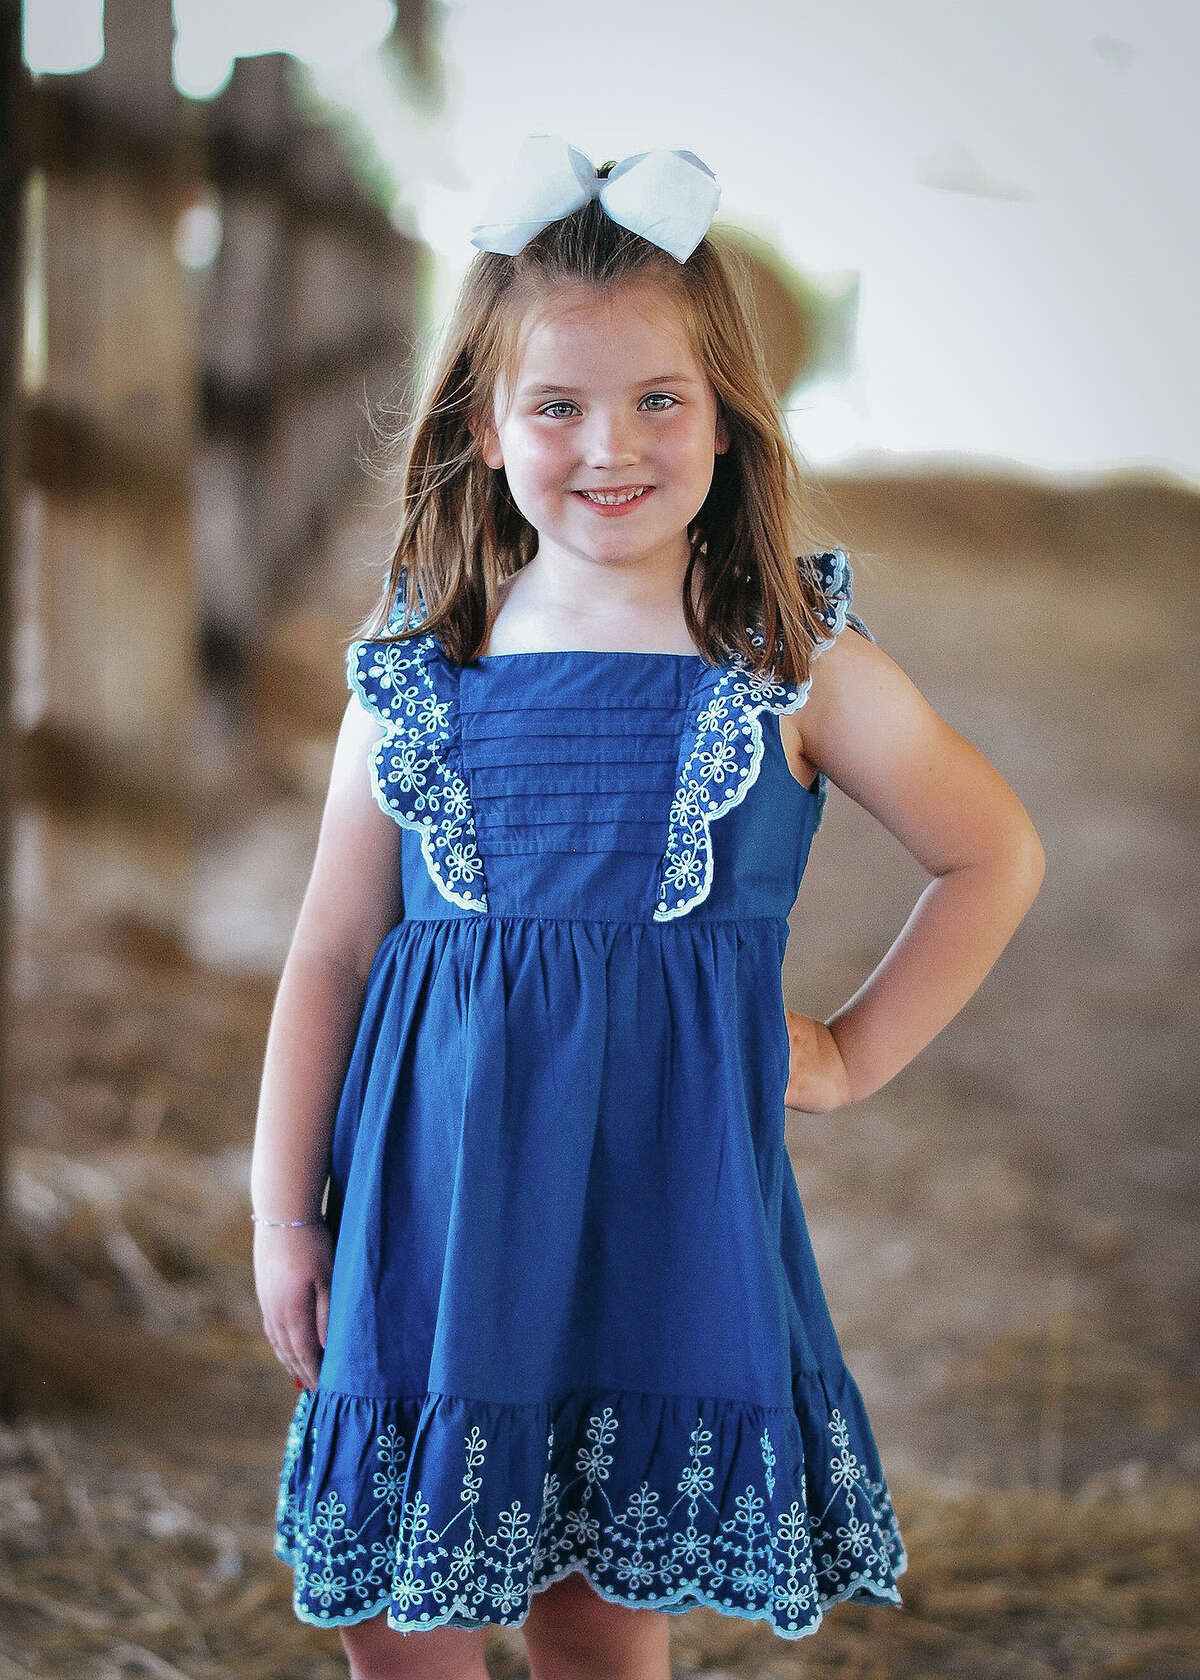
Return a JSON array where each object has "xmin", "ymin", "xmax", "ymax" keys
[{"xmin": 256, "ymin": 135, "xmax": 1045, "ymax": 1678}]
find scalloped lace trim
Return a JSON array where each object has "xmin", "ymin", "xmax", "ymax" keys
[
  {"xmin": 346, "ymin": 632, "xmax": 489, "ymax": 912},
  {"xmin": 654, "ymin": 548, "xmax": 862, "ymax": 921},
  {"xmin": 275, "ymin": 1390, "xmax": 906, "ymax": 1640}
]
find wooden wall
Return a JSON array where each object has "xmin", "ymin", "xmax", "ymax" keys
[{"xmin": 0, "ymin": 0, "xmax": 440, "ymax": 1412}]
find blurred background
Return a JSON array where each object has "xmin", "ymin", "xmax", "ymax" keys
[{"xmin": 0, "ymin": 1, "xmax": 1197, "ymax": 1675}]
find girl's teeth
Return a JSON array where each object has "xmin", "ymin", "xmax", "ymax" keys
[{"xmin": 580, "ymin": 487, "xmax": 648, "ymax": 505}]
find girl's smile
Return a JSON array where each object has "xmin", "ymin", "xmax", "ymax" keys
[{"xmin": 573, "ymin": 485, "xmax": 656, "ymax": 514}]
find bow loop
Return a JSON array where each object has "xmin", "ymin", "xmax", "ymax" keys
[{"xmin": 470, "ymin": 134, "xmax": 720, "ymax": 263}]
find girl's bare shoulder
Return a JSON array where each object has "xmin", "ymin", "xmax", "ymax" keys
[
  {"xmin": 781, "ymin": 626, "xmax": 1034, "ymax": 872},
  {"xmin": 777, "ymin": 617, "xmax": 876, "ymax": 787}
]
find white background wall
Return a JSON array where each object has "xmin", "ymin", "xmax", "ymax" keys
[{"xmin": 26, "ymin": 0, "xmax": 1200, "ymax": 482}]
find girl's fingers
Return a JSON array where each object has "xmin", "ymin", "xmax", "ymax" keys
[
  {"xmin": 279, "ymin": 1286, "xmax": 326, "ymax": 1389},
  {"xmin": 278, "ymin": 1287, "xmax": 316, "ymax": 1383},
  {"xmin": 264, "ymin": 1296, "xmax": 311, "ymax": 1388},
  {"xmin": 268, "ymin": 1320, "xmax": 304, "ymax": 1385},
  {"xmin": 255, "ymin": 1240, "xmax": 333, "ymax": 1388},
  {"xmin": 291, "ymin": 1317, "xmax": 325, "ymax": 1389},
  {"xmin": 269, "ymin": 1334, "xmax": 303, "ymax": 1386}
]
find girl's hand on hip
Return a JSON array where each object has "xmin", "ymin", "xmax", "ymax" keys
[
  {"xmin": 253, "ymin": 1220, "xmax": 332, "ymax": 1391},
  {"xmin": 783, "ymin": 1008, "xmax": 853, "ymax": 1113}
]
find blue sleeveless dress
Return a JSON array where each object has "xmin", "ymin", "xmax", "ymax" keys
[{"xmin": 274, "ymin": 548, "xmax": 907, "ymax": 1642}]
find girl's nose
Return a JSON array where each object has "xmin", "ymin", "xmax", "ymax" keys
[{"xmin": 583, "ymin": 411, "xmax": 640, "ymax": 467}]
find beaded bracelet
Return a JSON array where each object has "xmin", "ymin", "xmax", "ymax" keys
[{"xmin": 251, "ymin": 1213, "xmax": 324, "ymax": 1228}]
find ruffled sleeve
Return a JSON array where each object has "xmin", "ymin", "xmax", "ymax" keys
[
  {"xmin": 343, "ymin": 572, "xmax": 431, "ymax": 727},
  {"xmin": 804, "ymin": 547, "xmax": 876, "ymax": 648},
  {"xmin": 797, "ymin": 547, "xmax": 876, "ymax": 836},
  {"xmin": 344, "ymin": 583, "xmax": 489, "ymax": 913},
  {"xmin": 652, "ymin": 546, "xmax": 875, "ymax": 920},
  {"xmin": 384, "ymin": 573, "xmax": 428, "ymax": 635}
]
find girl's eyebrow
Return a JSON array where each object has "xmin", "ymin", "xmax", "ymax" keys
[{"xmin": 522, "ymin": 374, "xmax": 699, "ymax": 395}]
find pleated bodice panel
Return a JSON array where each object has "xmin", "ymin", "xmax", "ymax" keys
[{"xmin": 387, "ymin": 648, "xmax": 823, "ymax": 925}]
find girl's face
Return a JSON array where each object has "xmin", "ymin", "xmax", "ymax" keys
[{"xmin": 477, "ymin": 279, "xmax": 729, "ymax": 578}]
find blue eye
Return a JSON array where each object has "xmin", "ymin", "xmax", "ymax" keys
[{"xmin": 537, "ymin": 394, "xmax": 678, "ymax": 419}]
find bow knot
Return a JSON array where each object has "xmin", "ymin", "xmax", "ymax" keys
[{"xmin": 470, "ymin": 134, "xmax": 721, "ymax": 264}]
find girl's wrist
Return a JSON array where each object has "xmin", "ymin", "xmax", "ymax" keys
[{"xmin": 251, "ymin": 1211, "xmax": 325, "ymax": 1229}]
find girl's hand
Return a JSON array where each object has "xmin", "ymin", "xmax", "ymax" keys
[
  {"xmin": 783, "ymin": 1008, "xmax": 853, "ymax": 1113},
  {"xmin": 253, "ymin": 1220, "xmax": 333, "ymax": 1391}
]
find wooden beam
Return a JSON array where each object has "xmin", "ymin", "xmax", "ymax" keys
[
  {"xmin": 22, "ymin": 78, "xmax": 200, "ymax": 205},
  {"xmin": 200, "ymin": 322, "xmax": 408, "ymax": 434},
  {"xmin": 205, "ymin": 126, "xmax": 404, "ymax": 250},
  {"xmin": 23, "ymin": 394, "xmax": 190, "ymax": 499},
  {"xmin": 0, "ymin": 0, "xmax": 26, "ymax": 1422}
]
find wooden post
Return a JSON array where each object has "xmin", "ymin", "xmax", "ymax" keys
[
  {"xmin": 0, "ymin": 0, "xmax": 27, "ymax": 1420},
  {"xmin": 18, "ymin": 0, "xmax": 201, "ymax": 935}
]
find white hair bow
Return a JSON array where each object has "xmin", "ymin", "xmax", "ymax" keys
[{"xmin": 469, "ymin": 133, "xmax": 721, "ymax": 264}]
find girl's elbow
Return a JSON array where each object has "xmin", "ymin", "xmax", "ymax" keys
[
  {"xmin": 965, "ymin": 815, "xmax": 1046, "ymax": 907},
  {"xmin": 1009, "ymin": 820, "xmax": 1047, "ymax": 902}
]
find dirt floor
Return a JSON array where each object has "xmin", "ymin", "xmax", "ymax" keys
[{"xmin": 3, "ymin": 469, "xmax": 1198, "ymax": 1678}]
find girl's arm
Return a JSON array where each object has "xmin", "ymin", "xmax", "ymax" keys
[
  {"xmin": 251, "ymin": 693, "xmax": 404, "ymax": 1221},
  {"xmin": 250, "ymin": 694, "xmax": 403, "ymax": 1390},
  {"xmin": 784, "ymin": 624, "xmax": 1047, "ymax": 1109}
]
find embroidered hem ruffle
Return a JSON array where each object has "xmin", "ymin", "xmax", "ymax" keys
[{"xmin": 275, "ymin": 1368, "xmax": 907, "ymax": 1640}]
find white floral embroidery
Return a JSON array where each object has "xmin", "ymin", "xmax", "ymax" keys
[
  {"xmin": 346, "ymin": 630, "xmax": 489, "ymax": 913},
  {"xmin": 275, "ymin": 1391, "xmax": 906, "ymax": 1640},
  {"xmin": 654, "ymin": 549, "xmax": 867, "ymax": 921}
]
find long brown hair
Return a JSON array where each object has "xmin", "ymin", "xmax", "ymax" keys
[{"xmin": 355, "ymin": 189, "xmax": 843, "ymax": 684}]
